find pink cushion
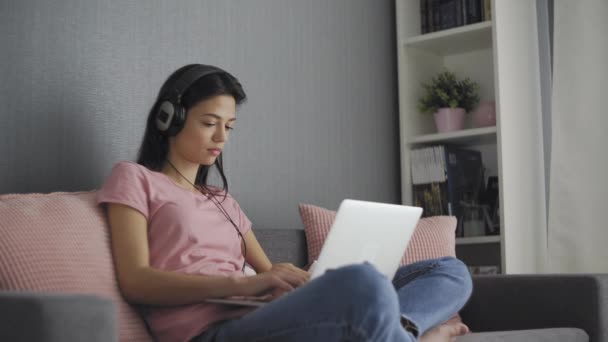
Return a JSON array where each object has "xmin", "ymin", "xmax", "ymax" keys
[
  {"xmin": 0, "ymin": 191, "xmax": 152, "ymax": 342},
  {"xmin": 298, "ymin": 203, "xmax": 456, "ymax": 265}
]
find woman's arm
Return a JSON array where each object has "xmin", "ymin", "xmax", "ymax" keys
[
  {"xmin": 243, "ymin": 229, "xmax": 310, "ymax": 292},
  {"xmin": 107, "ymin": 203, "xmax": 295, "ymax": 306},
  {"xmin": 242, "ymin": 230, "xmax": 273, "ymax": 273}
]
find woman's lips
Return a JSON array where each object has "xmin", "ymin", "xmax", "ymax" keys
[{"xmin": 208, "ymin": 149, "xmax": 221, "ymax": 156}]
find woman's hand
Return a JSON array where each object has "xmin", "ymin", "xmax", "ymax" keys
[
  {"xmin": 238, "ymin": 263, "xmax": 310, "ymax": 299},
  {"xmin": 269, "ymin": 263, "xmax": 310, "ymax": 288}
]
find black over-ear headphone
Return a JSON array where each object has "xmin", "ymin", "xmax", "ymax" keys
[{"xmin": 155, "ymin": 64, "xmax": 225, "ymax": 136}]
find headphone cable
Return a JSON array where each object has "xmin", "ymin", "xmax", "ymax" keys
[{"xmin": 166, "ymin": 160, "xmax": 248, "ymax": 272}]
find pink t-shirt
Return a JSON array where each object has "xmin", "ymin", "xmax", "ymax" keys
[{"xmin": 97, "ymin": 161, "xmax": 255, "ymax": 342}]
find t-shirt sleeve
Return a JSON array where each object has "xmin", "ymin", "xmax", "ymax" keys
[
  {"xmin": 228, "ymin": 193, "xmax": 252, "ymax": 236},
  {"xmin": 96, "ymin": 161, "xmax": 150, "ymax": 219}
]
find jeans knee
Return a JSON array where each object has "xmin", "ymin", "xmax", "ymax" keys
[
  {"xmin": 326, "ymin": 263, "xmax": 399, "ymax": 311},
  {"xmin": 437, "ymin": 256, "xmax": 473, "ymax": 298},
  {"xmin": 313, "ymin": 264, "xmax": 402, "ymax": 340}
]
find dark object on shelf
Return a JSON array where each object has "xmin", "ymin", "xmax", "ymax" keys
[
  {"xmin": 410, "ymin": 145, "xmax": 485, "ymax": 237},
  {"xmin": 480, "ymin": 176, "xmax": 500, "ymax": 235},
  {"xmin": 420, "ymin": 0, "xmax": 429, "ymax": 34},
  {"xmin": 445, "ymin": 146, "xmax": 484, "ymax": 237},
  {"xmin": 413, "ymin": 182, "xmax": 449, "ymax": 217},
  {"xmin": 420, "ymin": 0, "xmax": 485, "ymax": 34},
  {"xmin": 439, "ymin": 0, "xmax": 464, "ymax": 30},
  {"xmin": 463, "ymin": 0, "xmax": 482, "ymax": 25},
  {"xmin": 468, "ymin": 265, "xmax": 500, "ymax": 275}
]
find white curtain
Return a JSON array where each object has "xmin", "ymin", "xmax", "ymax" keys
[{"xmin": 547, "ymin": 0, "xmax": 608, "ymax": 273}]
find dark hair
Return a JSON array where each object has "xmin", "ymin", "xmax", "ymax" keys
[{"xmin": 136, "ymin": 64, "xmax": 246, "ymax": 198}]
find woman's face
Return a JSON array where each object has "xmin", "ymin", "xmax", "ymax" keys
[{"xmin": 172, "ymin": 95, "xmax": 237, "ymax": 166}]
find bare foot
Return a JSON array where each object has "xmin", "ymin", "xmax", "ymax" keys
[{"xmin": 418, "ymin": 322, "xmax": 469, "ymax": 342}]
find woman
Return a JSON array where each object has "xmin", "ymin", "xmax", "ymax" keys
[{"xmin": 97, "ymin": 64, "xmax": 473, "ymax": 342}]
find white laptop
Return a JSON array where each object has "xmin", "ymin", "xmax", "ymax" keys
[{"xmin": 206, "ymin": 199, "xmax": 423, "ymax": 307}]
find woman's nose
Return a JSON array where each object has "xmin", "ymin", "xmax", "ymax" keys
[{"xmin": 213, "ymin": 127, "xmax": 227, "ymax": 142}]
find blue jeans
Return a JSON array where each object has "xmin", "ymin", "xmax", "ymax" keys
[{"xmin": 193, "ymin": 256, "xmax": 472, "ymax": 342}]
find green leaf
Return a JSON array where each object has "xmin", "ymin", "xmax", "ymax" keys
[{"xmin": 417, "ymin": 69, "xmax": 480, "ymax": 114}]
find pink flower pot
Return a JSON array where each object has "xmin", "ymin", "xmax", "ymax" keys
[
  {"xmin": 472, "ymin": 101, "xmax": 496, "ymax": 128},
  {"xmin": 433, "ymin": 108, "xmax": 466, "ymax": 133}
]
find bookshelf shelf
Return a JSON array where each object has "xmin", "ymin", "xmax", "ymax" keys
[
  {"xmin": 403, "ymin": 21, "xmax": 492, "ymax": 56},
  {"xmin": 456, "ymin": 236, "xmax": 501, "ymax": 245},
  {"xmin": 408, "ymin": 126, "xmax": 497, "ymax": 145}
]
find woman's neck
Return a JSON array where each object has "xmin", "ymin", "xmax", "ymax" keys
[{"xmin": 162, "ymin": 159, "xmax": 199, "ymax": 191}]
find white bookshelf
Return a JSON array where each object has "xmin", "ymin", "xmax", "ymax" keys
[
  {"xmin": 396, "ymin": 1, "xmax": 545, "ymax": 274},
  {"xmin": 409, "ymin": 126, "xmax": 497, "ymax": 145},
  {"xmin": 456, "ymin": 236, "xmax": 501, "ymax": 245},
  {"xmin": 403, "ymin": 21, "xmax": 493, "ymax": 55}
]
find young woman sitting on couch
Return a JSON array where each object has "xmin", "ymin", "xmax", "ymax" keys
[{"xmin": 97, "ymin": 63, "xmax": 473, "ymax": 342}]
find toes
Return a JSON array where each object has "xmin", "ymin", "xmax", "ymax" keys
[
  {"xmin": 446, "ymin": 323, "xmax": 468, "ymax": 336},
  {"xmin": 457, "ymin": 323, "xmax": 469, "ymax": 335}
]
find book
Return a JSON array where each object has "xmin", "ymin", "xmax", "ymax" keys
[
  {"xmin": 480, "ymin": 176, "xmax": 500, "ymax": 235},
  {"xmin": 444, "ymin": 145, "xmax": 484, "ymax": 237},
  {"xmin": 483, "ymin": 0, "xmax": 492, "ymax": 21},
  {"xmin": 420, "ymin": 0, "xmax": 484, "ymax": 34},
  {"xmin": 431, "ymin": 0, "xmax": 441, "ymax": 33},
  {"xmin": 411, "ymin": 146, "xmax": 449, "ymax": 218},
  {"xmin": 413, "ymin": 182, "xmax": 449, "ymax": 217},
  {"xmin": 420, "ymin": 0, "xmax": 428, "ymax": 34},
  {"xmin": 464, "ymin": 0, "xmax": 482, "ymax": 25},
  {"xmin": 438, "ymin": 0, "xmax": 463, "ymax": 30}
]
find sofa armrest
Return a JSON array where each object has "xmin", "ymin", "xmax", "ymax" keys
[
  {"xmin": 460, "ymin": 274, "xmax": 608, "ymax": 342},
  {"xmin": 0, "ymin": 291, "xmax": 117, "ymax": 342}
]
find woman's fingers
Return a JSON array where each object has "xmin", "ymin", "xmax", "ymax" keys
[
  {"xmin": 288, "ymin": 264, "xmax": 311, "ymax": 279},
  {"xmin": 273, "ymin": 268, "xmax": 309, "ymax": 288},
  {"xmin": 272, "ymin": 263, "xmax": 310, "ymax": 286},
  {"xmin": 248, "ymin": 273, "xmax": 293, "ymax": 297},
  {"xmin": 249, "ymin": 263, "xmax": 310, "ymax": 299},
  {"xmin": 278, "ymin": 263, "xmax": 310, "ymax": 278},
  {"xmin": 268, "ymin": 273, "xmax": 295, "ymax": 292}
]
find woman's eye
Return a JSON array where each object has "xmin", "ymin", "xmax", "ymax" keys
[{"xmin": 201, "ymin": 122, "xmax": 234, "ymax": 131}]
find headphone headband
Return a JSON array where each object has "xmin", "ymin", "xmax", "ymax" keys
[{"xmin": 169, "ymin": 64, "xmax": 223, "ymax": 103}]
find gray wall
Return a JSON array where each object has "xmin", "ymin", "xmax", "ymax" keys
[{"xmin": 0, "ymin": 0, "xmax": 400, "ymax": 229}]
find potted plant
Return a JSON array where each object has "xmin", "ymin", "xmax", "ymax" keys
[{"xmin": 417, "ymin": 70, "xmax": 480, "ymax": 133}]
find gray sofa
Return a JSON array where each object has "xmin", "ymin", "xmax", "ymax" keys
[{"xmin": 1, "ymin": 228, "xmax": 606, "ymax": 342}]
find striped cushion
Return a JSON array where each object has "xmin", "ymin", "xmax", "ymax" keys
[
  {"xmin": 0, "ymin": 191, "xmax": 152, "ymax": 342},
  {"xmin": 298, "ymin": 203, "xmax": 456, "ymax": 265}
]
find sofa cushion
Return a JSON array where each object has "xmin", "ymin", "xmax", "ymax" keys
[
  {"xmin": 254, "ymin": 229, "xmax": 308, "ymax": 267},
  {"xmin": 456, "ymin": 328, "xmax": 588, "ymax": 342},
  {"xmin": 298, "ymin": 203, "xmax": 457, "ymax": 266},
  {"xmin": 0, "ymin": 191, "xmax": 152, "ymax": 342}
]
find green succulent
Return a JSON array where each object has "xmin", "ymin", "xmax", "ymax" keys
[{"xmin": 417, "ymin": 70, "xmax": 480, "ymax": 114}]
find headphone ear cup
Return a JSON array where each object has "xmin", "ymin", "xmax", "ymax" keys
[
  {"xmin": 167, "ymin": 103, "xmax": 186, "ymax": 136},
  {"xmin": 155, "ymin": 100, "xmax": 175, "ymax": 133}
]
